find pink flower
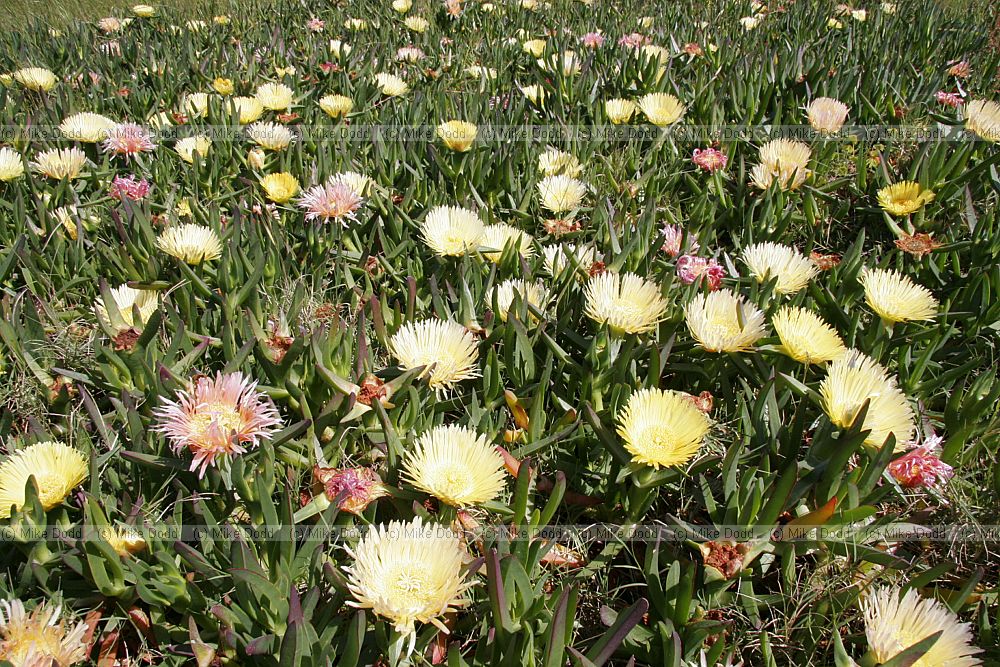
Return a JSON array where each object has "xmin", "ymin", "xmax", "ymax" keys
[
  {"xmin": 935, "ymin": 91, "xmax": 963, "ymax": 108},
  {"xmin": 297, "ymin": 178, "xmax": 364, "ymax": 225},
  {"xmin": 888, "ymin": 436, "xmax": 954, "ymax": 489},
  {"xmin": 313, "ymin": 467, "xmax": 388, "ymax": 515},
  {"xmin": 661, "ymin": 224, "xmax": 699, "ymax": 258},
  {"xmin": 581, "ymin": 32, "xmax": 605, "ymax": 48},
  {"xmin": 154, "ymin": 372, "xmax": 282, "ymax": 478},
  {"xmin": 692, "ymin": 147, "xmax": 728, "ymax": 173},
  {"xmin": 618, "ymin": 32, "xmax": 649, "ymax": 49},
  {"xmin": 307, "ymin": 17, "xmax": 325, "ymax": 32},
  {"xmin": 109, "ymin": 175, "xmax": 151, "ymax": 201},
  {"xmin": 103, "ymin": 123, "xmax": 156, "ymax": 158},
  {"xmin": 677, "ymin": 255, "xmax": 726, "ymax": 291}
]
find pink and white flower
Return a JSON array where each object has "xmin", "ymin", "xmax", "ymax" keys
[{"xmin": 677, "ymin": 254, "xmax": 726, "ymax": 291}]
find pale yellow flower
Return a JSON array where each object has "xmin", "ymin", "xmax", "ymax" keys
[
  {"xmin": 965, "ymin": 100, "xmax": 1000, "ymax": 143},
  {"xmin": 537, "ymin": 147, "xmax": 582, "ymax": 177},
  {"xmin": 584, "ymin": 272, "xmax": 668, "ymax": 334},
  {"xmin": 537, "ymin": 174, "xmax": 586, "ymax": 213},
  {"xmin": 806, "ymin": 97, "xmax": 849, "ymax": 134},
  {"xmin": 133, "ymin": 4, "xmax": 155, "ymax": 17},
  {"xmin": 772, "ymin": 306, "xmax": 846, "ymax": 364},
  {"xmin": 392, "ymin": 0, "xmax": 412, "ymax": 12},
  {"xmin": 820, "ymin": 350, "xmax": 915, "ymax": 450},
  {"xmin": 402, "ymin": 425, "xmax": 505, "ymax": 506},
  {"xmin": 95, "ymin": 284, "xmax": 159, "ymax": 333},
  {"xmin": 0, "ymin": 147, "xmax": 25, "ymax": 182},
  {"xmin": 374, "ymin": 72, "xmax": 409, "ymax": 97},
  {"xmin": 605, "ymin": 98, "xmax": 636, "ymax": 124},
  {"xmin": 481, "ymin": 224, "xmax": 534, "ymax": 262},
  {"xmin": 260, "ymin": 172, "xmax": 300, "ymax": 203},
  {"xmin": 175, "ymin": 136, "xmax": 211, "ymax": 163},
  {"xmin": 437, "ymin": 120, "xmax": 478, "ymax": 152},
  {"xmin": 319, "ymin": 94, "xmax": 354, "ymax": 118},
  {"xmin": 0, "ymin": 441, "xmax": 88, "ymax": 518},
  {"xmin": 741, "ymin": 242, "xmax": 819, "ymax": 294},
  {"xmin": 32, "ymin": 148, "xmax": 87, "ymax": 180},
  {"xmin": 542, "ymin": 244, "xmax": 597, "ymax": 279},
  {"xmin": 12, "ymin": 67, "xmax": 57, "ymax": 92},
  {"xmin": 157, "ymin": 223, "xmax": 223, "ymax": 264},
  {"xmin": 212, "ymin": 77, "xmax": 235, "ymax": 95},
  {"xmin": 685, "ymin": 289, "xmax": 767, "ymax": 352},
  {"xmin": 255, "ymin": 82, "xmax": 294, "ymax": 110},
  {"xmin": 247, "ymin": 121, "xmax": 294, "ymax": 150},
  {"xmin": 522, "ymin": 39, "xmax": 546, "ymax": 57},
  {"xmin": 59, "ymin": 112, "xmax": 116, "ymax": 142},
  {"xmin": 751, "ymin": 139, "xmax": 812, "ymax": 191},
  {"xmin": 330, "ymin": 40, "xmax": 353, "ymax": 57},
  {"xmin": 420, "ymin": 206, "xmax": 486, "ymax": 256},
  {"xmin": 494, "ymin": 279, "xmax": 548, "ymax": 321},
  {"xmin": 230, "ymin": 96, "xmax": 265, "ymax": 123},
  {"xmin": 519, "ymin": 84, "xmax": 546, "ymax": 105},
  {"xmin": 637, "ymin": 93, "xmax": 686, "ymax": 126},
  {"xmin": 617, "ymin": 388, "xmax": 711, "ymax": 468},
  {"xmin": 404, "ymin": 16, "xmax": 429, "ymax": 32},
  {"xmin": 0, "ymin": 599, "xmax": 89, "ymax": 667},
  {"xmin": 860, "ymin": 267, "xmax": 938, "ymax": 323},
  {"xmin": 389, "ymin": 318, "xmax": 480, "ymax": 391},
  {"xmin": 182, "ymin": 92, "xmax": 210, "ymax": 118}
]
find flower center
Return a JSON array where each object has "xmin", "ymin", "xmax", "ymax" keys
[{"xmin": 386, "ymin": 565, "xmax": 434, "ymax": 609}]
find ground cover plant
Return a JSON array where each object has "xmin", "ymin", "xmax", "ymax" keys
[{"xmin": 1, "ymin": 0, "xmax": 999, "ymax": 665}]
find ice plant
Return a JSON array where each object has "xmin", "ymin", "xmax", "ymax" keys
[
  {"xmin": 581, "ymin": 31, "xmax": 605, "ymax": 48},
  {"xmin": 0, "ymin": 147, "xmax": 25, "ymax": 182},
  {"xmin": 345, "ymin": 517, "xmax": 474, "ymax": 644},
  {"xmin": 104, "ymin": 526, "xmax": 147, "ymax": 557},
  {"xmin": 771, "ymin": 306, "xmax": 846, "ymax": 364},
  {"xmin": 437, "ymin": 120, "xmax": 478, "ymax": 152},
  {"xmin": 32, "ymin": 148, "xmax": 87, "ymax": 180},
  {"xmin": 109, "ymin": 175, "xmax": 151, "ymax": 201},
  {"xmin": 374, "ymin": 72, "xmax": 409, "ymax": 96},
  {"xmin": 877, "ymin": 181, "xmax": 935, "ymax": 216},
  {"xmin": 692, "ymin": 148, "xmax": 727, "ymax": 172},
  {"xmin": 661, "ymin": 224, "xmax": 698, "ymax": 258},
  {"xmin": 402, "ymin": 424, "xmax": 506, "ymax": 506},
  {"xmin": 751, "ymin": 139, "xmax": 811, "ymax": 191},
  {"xmin": 741, "ymin": 242, "xmax": 818, "ymax": 295},
  {"xmin": 247, "ymin": 121, "xmax": 294, "ymax": 150},
  {"xmin": 605, "ymin": 98, "xmax": 636, "ymax": 124},
  {"xmin": 0, "ymin": 442, "xmax": 88, "ymax": 518},
  {"xmin": 175, "ymin": 136, "xmax": 211, "ymax": 163},
  {"xmin": 0, "ymin": 599, "xmax": 89, "ymax": 666},
  {"xmin": 156, "ymin": 223, "xmax": 223, "ymax": 264},
  {"xmin": 494, "ymin": 279, "xmax": 548, "ymax": 321},
  {"xmin": 389, "ymin": 319, "xmax": 480, "ymax": 391},
  {"xmin": 260, "ymin": 172, "xmax": 301, "ymax": 203},
  {"xmin": 481, "ymin": 223, "xmax": 534, "ymax": 262},
  {"xmin": 154, "ymin": 372, "xmax": 282, "ymax": 478},
  {"xmin": 888, "ymin": 435, "xmax": 954, "ymax": 489},
  {"xmin": 319, "ymin": 94, "xmax": 354, "ymax": 118},
  {"xmin": 103, "ymin": 123, "xmax": 156, "ymax": 158},
  {"xmin": 936, "ymin": 91, "xmax": 963, "ymax": 108},
  {"xmin": 637, "ymin": 92, "xmax": 685, "ymax": 126},
  {"xmin": 676, "ymin": 255, "xmax": 725, "ymax": 291},
  {"xmin": 820, "ymin": 350, "xmax": 915, "ymax": 450},
  {"xmin": 537, "ymin": 147, "xmax": 582, "ymax": 177},
  {"xmin": 419, "ymin": 205, "xmax": 486, "ymax": 256},
  {"xmin": 862, "ymin": 587, "xmax": 982, "ymax": 666},
  {"xmin": 537, "ymin": 175, "xmax": 587, "ymax": 213},
  {"xmin": 231, "ymin": 96, "xmax": 265, "ymax": 123},
  {"xmin": 805, "ymin": 97, "xmax": 849, "ymax": 134},
  {"xmin": 616, "ymin": 388, "xmax": 712, "ymax": 468},
  {"xmin": 964, "ymin": 99, "xmax": 1000, "ymax": 143},
  {"xmin": 12, "ymin": 67, "xmax": 57, "ymax": 91},
  {"xmin": 542, "ymin": 244, "xmax": 597, "ymax": 278},
  {"xmin": 255, "ymin": 82, "xmax": 294, "ymax": 110},
  {"xmin": 685, "ymin": 289, "xmax": 767, "ymax": 352},
  {"xmin": 313, "ymin": 467, "xmax": 388, "ymax": 514},
  {"xmin": 297, "ymin": 180, "xmax": 364, "ymax": 224},
  {"xmin": 60, "ymin": 112, "xmax": 116, "ymax": 142},
  {"xmin": 584, "ymin": 272, "xmax": 668, "ymax": 334},
  {"xmin": 860, "ymin": 267, "xmax": 938, "ymax": 323}
]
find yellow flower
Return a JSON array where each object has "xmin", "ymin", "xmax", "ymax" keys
[
  {"xmin": 481, "ymin": 224, "xmax": 534, "ymax": 262},
  {"xmin": 860, "ymin": 267, "xmax": 938, "ymax": 323},
  {"xmin": 182, "ymin": 92, "xmax": 210, "ymax": 117},
  {"xmin": 392, "ymin": 0, "xmax": 412, "ymax": 12},
  {"xmin": 437, "ymin": 120, "xmax": 478, "ymax": 152},
  {"xmin": 175, "ymin": 135, "xmax": 211, "ymax": 163},
  {"xmin": 330, "ymin": 39, "xmax": 353, "ymax": 57},
  {"xmin": 0, "ymin": 441, "xmax": 88, "ymax": 518},
  {"xmin": 345, "ymin": 18, "xmax": 368, "ymax": 30},
  {"xmin": 133, "ymin": 4, "xmax": 155, "ymax": 17},
  {"xmin": 420, "ymin": 205, "xmax": 485, "ymax": 256},
  {"xmin": 584, "ymin": 272, "xmax": 668, "ymax": 334},
  {"xmin": 965, "ymin": 99, "xmax": 1000, "ymax": 143},
  {"xmin": 537, "ymin": 147, "xmax": 582, "ymax": 177},
  {"xmin": 877, "ymin": 181, "xmax": 936, "ymax": 216},
  {"xmin": 806, "ymin": 97, "xmax": 849, "ymax": 134},
  {"xmin": 0, "ymin": 599, "xmax": 89, "ymax": 667},
  {"xmin": 389, "ymin": 318, "xmax": 480, "ymax": 391},
  {"xmin": 772, "ymin": 306, "xmax": 846, "ymax": 364},
  {"xmin": 537, "ymin": 174, "xmax": 586, "ymax": 213},
  {"xmin": 684, "ymin": 289, "xmax": 767, "ymax": 352},
  {"xmin": 0, "ymin": 147, "xmax": 25, "ymax": 182},
  {"xmin": 255, "ymin": 82, "xmax": 294, "ymax": 110},
  {"xmin": 32, "ymin": 148, "xmax": 87, "ymax": 180},
  {"xmin": 542, "ymin": 244, "xmax": 597, "ymax": 279},
  {"xmin": 104, "ymin": 525, "xmax": 147, "ymax": 556},
  {"xmin": 156, "ymin": 223, "xmax": 223, "ymax": 264},
  {"xmin": 522, "ymin": 39, "xmax": 546, "ymax": 57},
  {"xmin": 59, "ymin": 112, "xmax": 116, "ymax": 142},
  {"xmin": 617, "ymin": 388, "xmax": 711, "ymax": 468},
  {"xmin": 213, "ymin": 77, "xmax": 234, "ymax": 95},
  {"xmin": 212, "ymin": 14, "xmax": 230, "ymax": 25},
  {"xmin": 12, "ymin": 67, "xmax": 57, "ymax": 92},
  {"xmin": 741, "ymin": 242, "xmax": 819, "ymax": 294},
  {"xmin": 820, "ymin": 350, "xmax": 914, "ymax": 449},
  {"xmin": 751, "ymin": 139, "xmax": 811, "ymax": 191},
  {"xmin": 346, "ymin": 517, "xmax": 474, "ymax": 639},
  {"xmin": 95, "ymin": 284, "xmax": 159, "ymax": 333},
  {"xmin": 863, "ymin": 586, "xmax": 983, "ymax": 667},
  {"xmin": 637, "ymin": 93, "xmax": 685, "ymax": 126},
  {"xmin": 494, "ymin": 279, "xmax": 548, "ymax": 321},
  {"xmin": 274, "ymin": 65, "xmax": 296, "ymax": 78},
  {"xmin": 54, "ymin": 206, "xmax": 100, "ymax": 240},
  {"xmin": 319, "ymin": 94, "xmax": 354, "ymax": 118},
  {"xmin": 404, "ymin": 16, "xmax": 429, "ymax": 32},
  {"xmin": 247, "ymin": 121, "xmax": 294, "ymax": 150},
  {"xmin": 605, "ymin": 98, "xmax": 636, "ymax": 124},
  {"xmin": 519, "ymin": 84, "xmax": 546, "ymax": 105},
  {"xmin": 260, "ymin": 172, "xmax": 300, "ymax": 203},
  {"xmin": 230, "ymin": 96, "xmax": 264, "ymax": 123},
  {"xmin": 536, "ymin": 51, "xmax": 580, "ymax": 76},
  {"xmin": 374, "ymin": 72, "xmax": 409, "ymax": 96},
  {"xmin": 402, "ymin": 425, "xmax": 505, "ymax": 506}
]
